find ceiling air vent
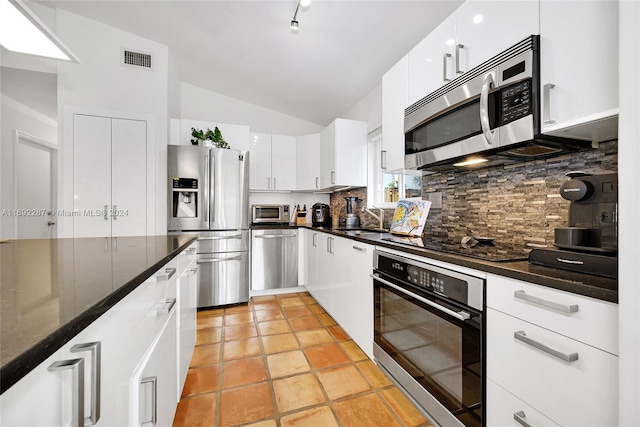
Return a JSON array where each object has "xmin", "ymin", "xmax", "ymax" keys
[{"xmin": 122, "ymin": 49, "xmax": 153, "ymax": 70}]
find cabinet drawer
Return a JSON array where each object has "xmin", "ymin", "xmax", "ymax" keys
[
  {"xmin": 487, "ymin": 308, "xmax": 618, "ymax": 427},
  {"xmin": 131, "ymin": 282, "xmax": 177, "ymax": 365},
  {"xmin": 487, "ymin": 379, "xmax": 559, "ymax": 427},
  {"xmin": 177, "ymin": 243, "xmax": 197, "ymax": 274},
  {"xmin": 486, "ymin": 274, "xmax": 618, "ymax": 354}
]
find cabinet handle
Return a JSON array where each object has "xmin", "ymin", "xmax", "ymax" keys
[
  {"xmin": 312, "ymin": 233, "xmax": 317, "ymax": 247},
  {"xmin": 513, "ymin": 411, "xmax": 531, "ymax": 427},
  {"xmin": 112, "ymin": 204, "xmax": 118, "ymax": 220},
  {"xmin": 197, "ymin": 255, "xmax": 243, "ymax": 263},
  {"xmin": 315, "ymin": 177, "xmax": 319, "ymax": 189},
  {"xmin": 48, "ymin": 358, "xmax": 85, "ymax": 427},
  {"xmin": 273, "ymin": 177, "xmax": 277, "ymax": 189},
  {"xmin": 543, "ymin": 83, "xmax": 556, "ymax": 124},
  {"xmin": 455, "ymin": 44, "xmax": 465, "ymax": 74},
  {"xmin": 331, "ymin": 171, "xmax": 336, "ymax": 185},
  {"xmin": 157, "ymin": 267, "xmax": 177, "ymax": 281},
  {"xmin": 267, "ymin": 177, "xmax": 271, "ymax": 189},
  {"xmin": 70, "ymin": 342, "xmax": 102, "ymax": 426},
  {"xmin": 352, "ymin": 245, "xmax": 366, "ymax": 252},
  {"xmin": 442, "ymin": 53, "xmax": 452, "ymax": 81},
  {"xmin": 514, "ymin": 290, "xmax": 579, "ymax": 313},
  {"xmin": 254, "ymin": 234, "xmax": 297, "ymax": 239},
  {"xmin": 199, "ymin": 234, "xmax": 243, "ymax": 240},
  {"xmin": 380, "ymin": 150, "xmax": 387, "ymax": 170},
  {"xmin": 189, "ymin": 267, "xmax": 198, "ymax": 276},
  {"xmin": 187, "ymin": 247, "xmax": 197, "ymax": 254},
  {"xmin": 103, "ymin": 205, "xmax": 109, "ymax": 221},
  {"xmin": 480, "ymin": 72, "xmax": 496, "ymax": 145},
  {"xmin": 157, "ymin": 298, "xmax": 177, "ymax": 315},
  {"xmin": 514, "ymin": 330, "xmax": 579, "ymax": 362},
  {"xmin": 140, "ymin": 376, "xmax": 157, "ymax": 427}
]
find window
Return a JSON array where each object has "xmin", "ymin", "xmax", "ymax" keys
[{"xmin": 367, "ymin": 127, "xmax": 422, "ymax": 208}]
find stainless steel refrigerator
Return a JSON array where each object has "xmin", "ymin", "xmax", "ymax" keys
[{"xmin": 168, "ymin": 145, "xmax": 250, "ymax": 307}]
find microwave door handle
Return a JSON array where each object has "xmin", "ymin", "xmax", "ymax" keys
[{"xmin": 480, "ymin": 72, "xmax": 496, "ymax": 145}]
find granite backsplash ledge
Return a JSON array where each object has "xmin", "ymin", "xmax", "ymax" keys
[{"xmin": 421, "ymin": 140, "xmax": 618, "ymax": 249}]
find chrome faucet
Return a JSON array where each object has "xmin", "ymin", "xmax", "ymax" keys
[{"xmin": 362, "ymin": 207, "xmax": 385, "ymax": 230}]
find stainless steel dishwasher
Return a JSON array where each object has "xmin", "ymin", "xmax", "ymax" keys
[{"xmin": 251, "ymin": 229, "xmax": 298, "ymax": 290}]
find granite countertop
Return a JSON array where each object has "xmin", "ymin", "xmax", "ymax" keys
[
  {"xmin": 0, "ymin": 234, "xmax": 198, "ymax": 394},
  {"xmin": 300, "ymin": 225, "xmax": 618, "ymax": 304}
]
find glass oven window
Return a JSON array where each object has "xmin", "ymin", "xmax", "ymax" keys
[
  {"xmin": 255, "ymin": 207, "xmax": 280, "ymax": 219},
  {"xmin": 375, "ymin": 282, "xmax": 482, "ymax": 426}
]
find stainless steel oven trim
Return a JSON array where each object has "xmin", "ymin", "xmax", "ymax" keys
[
  {"xmin": 371, "ymin": 273, "xmax": 471, "ymax": 321},
  {"xmin": 373, "ymin": 249, "xmax": 484, "ymax": 311},
  {"xmin": 374, "ymin": 342, "xmax": 465, "ymax": 427}
]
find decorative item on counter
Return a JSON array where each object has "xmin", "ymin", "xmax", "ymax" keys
[
  {"xmin": 190, "ymin": 126, "xmax": 230, "ymax": 149},
  {"xmin": 390, "ymin": 199, "xmax": 432, "ymax": 237},
  {"xmin": 296, "ymin": 204, "xmax": 307, "ymax": 225}
]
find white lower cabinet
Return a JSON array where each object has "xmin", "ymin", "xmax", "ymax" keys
[
  {"xmin": 0, "ymin": 245, "xmax": 196, "ymax": 427},
  {"xmin": 486, "ymin": 272, "xmax": 619, "ymax": 427},
  {"xmin": 176, "ymin": 247, "xmax": 198, "ymax": 399},
  {"xmin": 486, "ymin": 379, "xmax": 560, "ymax": 427}
]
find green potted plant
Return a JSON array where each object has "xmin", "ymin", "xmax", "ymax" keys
[{"xmin": 190, "ymin": 126, "xmax": 230, "ymax": 149}]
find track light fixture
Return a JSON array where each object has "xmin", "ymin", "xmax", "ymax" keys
[{"xmin": 290, "ymin": 0, "xmax": 310, "ymax": 33}]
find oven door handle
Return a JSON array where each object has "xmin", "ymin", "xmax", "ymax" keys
[{"xmin": 371, "ymin": 274, "xmax": 471, "ymax": 321}]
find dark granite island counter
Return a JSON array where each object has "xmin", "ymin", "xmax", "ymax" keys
[{"xmin": 0, "ymin": 234, "xmax": 198, "ymax": 394}]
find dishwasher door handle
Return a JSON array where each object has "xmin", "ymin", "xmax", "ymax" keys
[{"xmin": 254, "ymin": 234, "xmax": 297, "ymax": 239}]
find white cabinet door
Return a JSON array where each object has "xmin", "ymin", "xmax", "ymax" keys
[
  {"xmin": 271, "ymin": 135, "xmax": 296, "ymax": 191},
  {"xmin": 455, "ymin": 0, "xmax": 539, "ymax": 73},
  {"xmin": 333, "ymin": 119, "xmax": 367, "ymax": 188},
  {"xmin": 319, "ymin": 122, "xmax": 336, "ymax": 188},
  {"xmin": 73, "ymin": 115, "xmax": 112, "ymax": 238},
  {"xmin": 177, "ymin": 262, "xmax": 198, "ymax": 398},
  {"xmin": 0, "ymin": 348, "xmax": 65, "ymax": 426},
  {"xmin": 330, "ymin": 236, "xmax": 352, "ymax": 329},
  {"xmin": 131, "ymin": 311, "xmax": 178, "ymax": 427},
  {"xmin": 486, "ymin": 379, "xmax": 560, "ymax": 427},
  {"xmin": 249, "ymin": 133, "xmax": 272, "ymax": 190},
  {"xmin": 407, "ymin": 13, "xmax": 456, "ymax": 105},
  {"xmin": 382, "ymin": 55, "xmax": 409, "ymax": 172},
  {"xmin": 296, "ymin": 133, "xmax": 321, "ymax": 190},
  {"xmin": 215, "ymin": 122, "xmax": 250, "ymax": 151},
  {"xmin": 540, "ymin": 0, "xmax": 618, "ymax": 139},
  {"xmin": 347, "ymin": 241, "xmax": 374, "ymax": 359},
  {"xmin": 314, "ymin": 233, "xmax": 334, "ymax": 314},
  {"xmin": 305, "ymin": 230, "xmax": 320, "ymax": 297},
  {"xmin": 111, "ymin": 118, "xmax": 147, "ymax": 237}
]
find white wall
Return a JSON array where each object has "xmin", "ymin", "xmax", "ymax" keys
[
  {"xmin": 55, "ymin": 9, "xmax": 170, "ymax": 235},
  {"xmin": 0, "ymin": 96, "xmax": 57, "ymax": 239},
  {"xmin": 180, "ymin": 82, "xmax": 324, "ymax": 136},
  {"xmin": 342, "ymin": 84, "xmax": 382, "ymax": 132},
  {"xmin": 618, "ymin": 0, "xmax": 640, "ymax": 424}
]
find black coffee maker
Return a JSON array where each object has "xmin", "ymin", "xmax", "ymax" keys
[{"xmin": 529, "ymin": 171, "xmax": 618, "ymax": 278}]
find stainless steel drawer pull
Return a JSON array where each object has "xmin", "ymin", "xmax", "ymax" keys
[
  {"xmin": 49, "ymin": 358, "xmax": 85, "ymax": 427},
  {"xmin": 189, "ymin": 267, "xmax": 198, "ymax": 276},
  {"xmin": 197, "ymin": 255, "xmax": 243, "ymax": 263},
  {"xmin": 157, "ymin": 298, "xmax": 177, "ymax": 315},
  {"xmin": 543, "ymin": 83, "xmax": 556, "ymax": 124},
  {"xmin": 157, "ymin": 267, "xmax": 177, "ymax": 281},
  {"xmin": 513, "ymin": 411, "xmax": 531, "ymax": 427},
  {"xmin": 140, "ymin": 376, "xmax": 157, "ymax": 427},
  {"xmin": 71, "ymin": 342, "xmax": 102, "ymax": 426},
  {"xmin": 352, "ymin": 246, "xmax": 366, "ymax": 252},
  {"xmin": 556, "ymin": 257, "xmax": 584, "ymax": 265},
  {"xmin": 514, "ymin": 290, "xmax": 579, "ymax": 313},
  {"xmin": 443, "ymin": 53, "xmax": 452, "ymax": 81},
  {"xmin": 186, "ymin": 247, "xmax": 197, "ymax": 254},
  {"xmin": 254, "ymin": 234, "xmax": 297, "ymax": 239},
  {"xmin": 514, "ymin": 330, "xmax": 579, "ymax": 362},
  {"xmin": 199, "ymin": 234, "xmax": 243, "ymax": 240},
  {"xmin": 455, "ymin": 44, "xmax": 465, "ymax": 74}
]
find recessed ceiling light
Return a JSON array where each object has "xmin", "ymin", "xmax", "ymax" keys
[
  {"xmin": 0, "ymin": 0, "xmax": 79, "ymax": 62},
  {"xmin": 453, "ymin": 158, "xmax": 489, "ymax": 167}
]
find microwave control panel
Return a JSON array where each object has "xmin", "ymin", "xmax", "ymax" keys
[{"xmin": 501, "ymin": 79, "xmax": 532, "ymax": 125}]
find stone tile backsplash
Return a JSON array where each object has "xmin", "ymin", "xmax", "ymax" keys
[
  {"xmin": 422, "ymin": 141, "xmax": 618, "ymax": 248},
  {"xmin": 329, "ymin": 141, "xmax": 617, "ymax": 247}
]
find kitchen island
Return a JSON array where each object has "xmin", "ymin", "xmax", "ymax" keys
[{"xmin": 0, "ymin": 234, "xmax": 198, "ymax": 394}]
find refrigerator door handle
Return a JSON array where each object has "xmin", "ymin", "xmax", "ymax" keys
[{"xmin": 204, "ymin": 152, "xmax": 211, "ymax": 224}]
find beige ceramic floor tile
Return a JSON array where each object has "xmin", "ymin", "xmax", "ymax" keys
[
  {"xmin": 255, "ymin": 308, "xmax": 285, "ymax": 322},
  {"xmin": 172, "ymin": 394, "xmax": 216, "ymax": 427},
  {"xmin": 181, "ymin": 366, "xmax": 219, "ymax": 397},
  {"xmin": 224, "ymin": 323, "xmax": 258, "ymax": 341},
  {"xmin": 222, "ymin": 357, "xmax": 267, "ymax": 389},
  {"xmin": 258, "ymin": 319, "xmax": 292, "ymax": 335},
  {"xmin": 340, "ymin": 340, "xmax": 368, "ymax": 362},
  {"xmin": 219, "ymin": 382, "xmax": 274, "ymax": 427},
  {"xmin": 282, "ymin": 305, "xmax": 313, "ymax": 318},
  {"xmin": 196, "ymin": 327, "xmax": 222, "ymax": 345},
  {"xmin": 261, "ymin": 333, "xmax": 300, "ymax": 354},
  {"xmin": 317, "ymin": 313, "xmax": 337, "ymax": 326},
  {"xmin": 355, "ymin": 360, "xmax": 393, "ymax": 388},
  {"xmin": 280, "ymin": 406, "xmax": 339, "ymax": 427},
  {"xmin": 272, "ymin": 373, "xmax": 326, "ymax": 413},
  {"xmin": 267, "ymin": 350, "xmax": 310, "ymax": 378},
  {"xmin": 279, "ymin": 296, "xmax": 306, "ymax": 307},
  {"xmin": 304, "ymin": 343, "xmax": 349, "ymax": 369},
  {"xmin": 197, "ymin": 315, "xmax": 223, "ymax": 329},
  {"xmin": 307, "ymin": 304, "xmax": 326, "ymax": 315},
  {"xmin": 224, "ymin": 311, "xmax": 253, "ymax": 325},
  {"xmin": 289, "ymin": 315, "xmax": 323, "ymax": 332},
  {"xmin": 222, "ymin": 337, "xmax": 261, "ymax": 361},
  {"xmin": 295, "ymin": 329, "xmax": 335, "ymax": 347},
  {"xmin": 190, "ymin": 343, "xmax": 221, "ymax": 367},
  {"xmin": 381, "ymin": 387, "xmax": 429, "ymax": 427},
  {"xmin": 333, "ymin": 393, "xmax": 403, "ymax": 427},
  {"xmin": 317, "ymin": 365, "xmax": 371, "ymax": 400},
  {"xmin": 243, "ymin": 420, "xmax": 278, "ymax": 427}
]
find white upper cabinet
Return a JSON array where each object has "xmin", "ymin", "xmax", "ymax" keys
[
  {"xmin": 271, "ymin": 135, "xmax": 297, "ymax": 191},
  {"xmin": 539, "ymin": 0, "xmax": 619, "ymax": 141},
  {"xmin": 408, "ymin": 13, "xmax": 457, "ymax": 105},
  {"xmin": 382, "ymin": 55, "xmax": 409, "ymax": 172},
  {"xmin": 319, "ymin": 118, "xmax": 367, "ymax": 189},
  {"xmin": 296, "ymin": 133, "xmax": 321, "ymax": 191},
  {"xmin": 407, "ymin": 1, "xmax": 539, "ymax": 106},
  {"xmin": 248, "ymin": 132, "xmax": 273, "ymax": 190}
]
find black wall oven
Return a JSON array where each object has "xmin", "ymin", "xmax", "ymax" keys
[{"xmin": 372, "ymin": 249, "xmax": 485, "ymax": 427}]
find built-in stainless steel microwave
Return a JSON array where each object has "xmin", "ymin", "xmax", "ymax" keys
[
  {"xmin": 404, "ymin": 35, "xmax": 591, "ymax": 172},
  {"xmin": 251, "ymin": 204, "xmax": 290, "ymax": 224}
]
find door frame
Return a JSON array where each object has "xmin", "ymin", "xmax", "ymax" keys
[
  {"xmin": 61, "ymin": 106, "xmax": 156, "ymax": 238},
  {"xmin": 13, "ymin": 130, "xmax": 58, "ymax": 239}
]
